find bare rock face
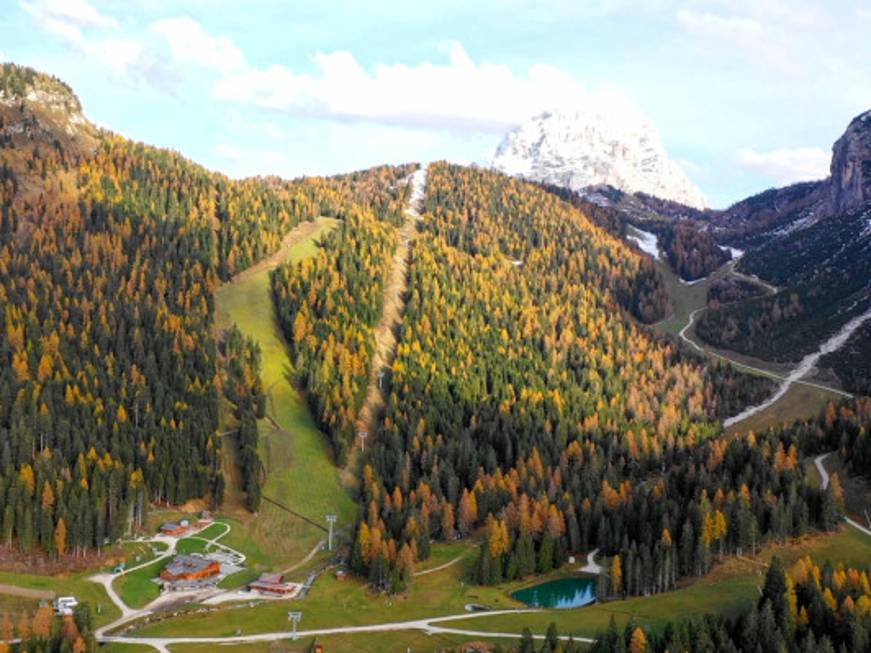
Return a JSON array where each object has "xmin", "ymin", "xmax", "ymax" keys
[
  {"xmin": 829, "ymin": 110, "xmax": 871, "ymax": 215},
  {"xmin": 492, "ymin": 108, "xmax": 708, "ymax": 209}
]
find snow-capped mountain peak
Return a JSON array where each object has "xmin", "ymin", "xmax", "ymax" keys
[{"xmin": 491, "ymin": 107, "xmax": 708, "ymax": 209}]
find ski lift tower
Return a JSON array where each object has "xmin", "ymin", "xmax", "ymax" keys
[
  {"xmin": 325, "ymin": 514, "xmax": 337, "ymax": 551},
  {"xmin": 287, "ymin": 611, "xmax": 302, "ymax": 640}
]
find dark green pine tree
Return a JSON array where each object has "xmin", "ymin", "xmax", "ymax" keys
[
  {"xmin": 519, "ymin": 628, "xmax": 535, "ymax": 653},
  {"xmin": 760, "ymin": 556, "xmax": 792, "ymax": 635}
]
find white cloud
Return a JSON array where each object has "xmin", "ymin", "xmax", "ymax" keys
[
  {"xmin": 213, "ymin": 41, "xmax": 642, "ymax": 133},
  {"xmin": 21, "ymin": 0, "xmax": 144, "ymax": 79},
  {"xmin": 21, "ymin": 0, "xmax": 117, "ymax": 30},
  {"xmin": 675, "ymin": 9, "xmax": 762, "ymax": 39},
  {"xmin": 737, "ymin": 147, "xmax": 830, "ymax": 184},
  {"xmin": 673, "ymin": 2, "xmax": 825, "ymax": 72},
  {"xmin": 151, "ymin": 17, "xmax": 246, "ymax": 75}
]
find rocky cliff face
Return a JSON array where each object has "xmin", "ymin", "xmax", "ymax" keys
[
  {"xmin": 829, "ymin": 109, "xmax": 871, "ymax": 215},
  {"xmin": 711, "ymin": 108, "xmax": 871, "ymax": 248},
  {"xmin": 491, "ymin": 108, "xmax": 708, "ymax": 209},
  {"xmin": 0, "ymin": 63, "xmax": 96, "ymax": 145}
]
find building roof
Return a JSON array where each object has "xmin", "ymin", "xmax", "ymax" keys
[
  {"xmin": 256, "ymin": 573, "xmax": 284, "ymax": 584},
  {"xmin": 161, "ymin": 521, "xmax": 182, "ymax": 530},
  {"xmin": 163, "ymin": 554, "xmax": 218, "ymax": 577}
]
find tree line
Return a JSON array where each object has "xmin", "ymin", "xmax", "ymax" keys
[
  {"xmin": 589, "ymin": 555, "xmax": 871, "ymax": 653},
  {"xmin": 218, "ymin": 326, "xmax": 266, "ymax": 511},
  {"xmin": 0, "ymin": 603, "xmax": 97, "ymax": 653}
]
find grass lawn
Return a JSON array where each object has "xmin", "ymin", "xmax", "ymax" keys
[
  {"xmin": 0, "ymin": 570, "xmax": 119, "ymax": 627},
  {"xmin": 173, "ymin": 521, "xmax": 231, "ymax": 556},
  {"xmin": 102, "ymin": 644, "xmax": 158, "ymax": 653},
  {"xmin": 413, "ymin": 541, "xmax": 476, "ymax": 574},
  {"xmin": 114, "ymin": 558, "xmax": 166, "ymax": 609},
  {"xmin": 118, "ymin": 541, "xmax": 167, "ymax": 568},
  {"xmin": 448, "ymin": 574, "xmax": 758, "ymax": 639},
  {"xmin": 175, "ymin": 539, "xmax": 207, "ymax": 555},
  {"xmin": 724, "ymin": 382, "xmax": 840, "ymax": 436},
  {"xmin": 132, "ymin": 525, "xmax": 871, "ymax": 642},
  {"xmin": 189, "ymin": 523, "xmax": 229, "ymax": 542},
  {"xmin": 169, "ymin": 632, "xmax": 492, "ymax": 653},
  {"xmin": 444, "ymin": 526, "xmax": 871, "ymax": 639},
  {"xmin": 214, "ymin": 217, "xmax": 355, "ymax": 572},
  {"xmin": 0, "ymin": 593, "xmax": 39, "ymax": 615},
  {"xmin": 647, "ymin": 246, "xmax": 719, "ymax": 337},
  {"xmin": 131, "ymin": 549, "xmax": 513, "ymax": 639}
]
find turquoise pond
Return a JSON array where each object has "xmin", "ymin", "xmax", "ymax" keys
[{"xmin": 510, "ymin": 577, "xmax": 597, "ymax": 609}]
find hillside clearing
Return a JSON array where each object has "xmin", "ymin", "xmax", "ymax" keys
[{"xmin": 214, "ymin": 216, "xmax": 355, "ymax": 569}]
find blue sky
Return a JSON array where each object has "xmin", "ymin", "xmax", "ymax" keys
[{"xmin": 2, "ymin": 0, "xmax": 869, "ymax": 208}]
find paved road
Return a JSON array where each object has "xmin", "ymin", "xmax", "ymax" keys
[
  {"xmin": 104, "ymin": 608, "xmax": 594, "ymax": 649},
  {"xmin": 578, "ymin": 548, "xmax": 605, "ymax": 575},
  {"xmin": 91, "ymin": 521, "xmax": 252, "ymax": 646},
  {"xmin": 814, "ymin": 454, "xmax": 871, "ymax": 537},
  {"xmin": 91, "ymin": 534, "xmax": 178, "ymax": 626}
]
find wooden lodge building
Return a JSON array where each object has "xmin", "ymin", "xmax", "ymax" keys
[
  {"xmin": 161, "ymin": 554, "xmax": 221, "ymax": 582},
  {"xmin": 248, "ymin": 573, "xmax": 300, "ymax": 596}
]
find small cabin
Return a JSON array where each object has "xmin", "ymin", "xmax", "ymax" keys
[{"xmin": 160, "ymin": 521, "xmax": 189, "ymax": 536}]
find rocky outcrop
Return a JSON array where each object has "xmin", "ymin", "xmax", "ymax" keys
[
  {"xmin": 492, "ymin": 108, "xmax": 708, "ymax": 209},
  {"xmin": 710, "ymin": 108, "xmax": 871, "ymax": 247},
  {"xmin": 829, "ymin": 109, "xmax": 871, "ymax": 215}
]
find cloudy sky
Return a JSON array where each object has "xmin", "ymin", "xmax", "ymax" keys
[{"xmin": 3, "ymin": 0, "xmax": 869, "ymax": 207}]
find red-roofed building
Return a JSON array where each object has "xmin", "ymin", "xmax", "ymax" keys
[{"xmin": 249, "ymin": 573, "xmax": 300, "ymax": 596}]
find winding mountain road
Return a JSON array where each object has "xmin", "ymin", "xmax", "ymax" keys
[
  {"xmin": 678, "ymin": 305, "xmax": 862, "ymax": 428},
  {"xmin": 814, "ymin": 453, "xmax": 871, "ymax": 538}
]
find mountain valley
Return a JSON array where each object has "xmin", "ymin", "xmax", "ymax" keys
[{"xmin": 0, "ymin": 60, "xmax": 868, "ymax": 653}]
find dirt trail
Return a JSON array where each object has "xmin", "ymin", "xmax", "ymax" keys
[
  {"xmin": 227, "ymin": 218, "xmax": 332, "ymax": 285},
  {"xmin": 354, "ymin": 168, "xmax": 426, "ymax": 445},
  {"xmin": 0, "ymin": 583, "xmax": 53, "ymax": 600},
  {"xmin": 814, "ymin": 454, "xmax": 871, "ymax": 537},
  {"xmin": 727, "ymin": 258, "xmax": 779, "ymax": 294}
]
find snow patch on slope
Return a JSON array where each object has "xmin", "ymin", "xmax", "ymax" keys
[{"xmin": 626, "ymin": 226, "xmax": 662, "ymax": 261}]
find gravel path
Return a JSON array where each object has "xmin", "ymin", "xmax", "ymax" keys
[
  {"xmin": 814, "ymin": 453, "xmax": 871, "ymax": 538},
  {"xmin": 677, "ymin": 307, "xmax": 857, "ymax": 428}
]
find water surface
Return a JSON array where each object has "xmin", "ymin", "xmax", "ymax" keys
[{"xmin": 511, "ymin": 577, "xmax": 596, "ymax": 609}]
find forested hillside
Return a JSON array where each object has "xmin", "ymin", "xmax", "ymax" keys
[
  {"xmin": 591, "ymin": 555, "xmax": 871, "ymax": 653},
  {"xmin": 696, "ymin": 207, "xmax": 871, "ymax": 374},
  {"xmin": 345, "ymin": 163, "xmax": 775, "ymax": 592},
  {"xmin": 272, "ymin": 210, "xmax": 402, "ymax": 462},
  {"xmin": 657, "ymin": 220, "xmax": 731, "ymax": 281},
  {"xmin": 0, "ymin": 63, "xmax": 413, "ymax": 554}
]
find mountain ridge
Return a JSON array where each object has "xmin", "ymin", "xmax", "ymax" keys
[{"xmin": 491, "ymin": 107, "xmax": 708, "ymax": 209}]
